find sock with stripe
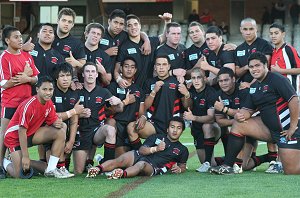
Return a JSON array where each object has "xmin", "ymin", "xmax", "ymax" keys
[
  {"xmin": 204, "ymin": 138, "xmax": 216, "ymax": 163},
  {"xmin": 130, "ymin": 138, "xmax": 142, "ymax": 150},
  {"xmin": 224, "ymin": 132, "xmax": 245, "ymax": 167},
  {"xmin": 103, "ymin": 142, "xmax": 116, "ymax": 162}
]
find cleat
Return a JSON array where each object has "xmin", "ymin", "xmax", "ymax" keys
[
  {"xmin": 233, "ymin": 163, "xmax": 243, "ymax": 174},
  {"xmin": 265, "ymin": 162, "xmax": 283, "ymax": 174},
  {"xmin": 265, "ymin": 161, "xmax": 276, "ymax": 173},
  {"xmin": 86, "ymin": 167, "xmax": 100, "ymax": 178},
  {"xmin": 59, "ymin": 167, "xmax": 74, "ymax": 178},
  {"xmin": 110, "ymin": 168, "xmax": 123, "ymax": 179},
  {"xmin": 44, "ymin": 168, "xmax": 71, "ymax": 179},
  {"xmin": 85, "ymin": 163, "xmax": 94, "ymax": 173},
  {"xmin": 210, "ymin": 165, "xmax": 234, "ymax": 175},
  {"xmin": 196, "ymin": 161, "xmax": 211, "ymax": 173}
]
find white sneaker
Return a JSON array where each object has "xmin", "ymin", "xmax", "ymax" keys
[
  {"xmin": 44, "ymin": 168, "xmax": 70, "ymax": 179},
  {"xmin": 94, "ymin": 154, "xmax": 103, "ymax": 164},
  {"xmin": 265, "ymin": 161, "xmax": 276, "ymax": 173},
  {"xmin": 265, "ymin": 162, "xmax": 283, "ymax": 174},
  {"xmin": 196, "ymin": 162, "xmax": 210, "ymax": 173},
  {"xmin": 233, "ymin": 163, "xmax": 243, "ymax": 174},
  {"xmin": 59, "ymin": 167, "xmax": 75, "ymax": 178}
]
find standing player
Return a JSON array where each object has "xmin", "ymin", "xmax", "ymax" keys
[
  {"xmin": 114, "ymin": 13, "xmax": 171, "ymax": 88},
  {"xmin": 199, "ymin": 26, "xmax": 235, "ymax": 86},
  {"xmin": 269, "ymin": 23, "xmax": 300, "ymax": 94},
  {"xmin": 84, "ymin": 23, "xmax": 113, "ymax": 87},
  {"xmin": 52, "ymin": 8, "xmax": 86, "ymax": 89},
  {"xmin": 210, "ymin": 52, "xmax": 300, "ymax": 175},
  {"xmin": 108, "ymin": 57, "xmax": 145, "ymax": 157},
  {"xmin": 0, "ymin": 26, "xmax": 39, "ymax": 179},
  {"xmin": 155, "ymin": 22, "xmax": 186, "ymax": 82},
  {"xmin": 182, "ymin": 68, "xmax": 220, "ymax": 172},
  {"xmin": 72, "ymin": 62, "xmax": 123, "ymax": 174},
  {"xmin": 87, "ymin": 117, "xmax": 189, "ymax": 179},
  {"xmin": 3, "ymin": 76, "xmax": 69, "ymax": 178},
  {"xmin": 235, "ymin": 18, "xmax": 273, "ymax": 87},
  {"xmin": 30, "ymin": 23, "xmax": 64, "ymax": 80},
  {"xmin": 126, "ymin": 55, "xmax": 188, "ymax": 149}
]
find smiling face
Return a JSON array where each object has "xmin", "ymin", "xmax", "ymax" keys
[
  {"xmin": 36, "ymin": 81, "xmax": 54, "ymax": 104},
  {"xmin": 85, "ymin": 27, "xmax": 102, "ymax": 46},
  {"xmin": 269, "ymin": 27, "xmax": 285, "ymax": 47},
  {"xmin": 218, "ymin": 73, "xmax": 235, "ymax": 93},
  {"xmin": 248, "ymin": 59, "xmax": 268, "ymax": 81},
  {"xmin": 127, "ymin": 18, "xmax": 141, "ymax": 38}
]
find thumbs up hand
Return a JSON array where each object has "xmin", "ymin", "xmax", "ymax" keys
[
  {"xmin": 65, "ymin": 51, "xmax": 79, "ymax": 68},
  {"xmin": 157, "ymin": 138, "xmax": 166, "ymax": 151},
  {"xmin": 22, "ymin": 37, "xmax": 35, "ymax": 52},
  {"xmin": 214, "ymin": 96, "xmax": 225, "ymax": 112},
  {"xmin": 183, "ymin": 107, "xmax": 195, "ymax": 121}
]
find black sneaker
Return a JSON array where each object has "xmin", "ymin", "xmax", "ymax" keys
[
  {"xmin": 0, "ymin": 166, "xmax": 6, "ymax": 179},
  {"xmin": 210, "ymin": 165, "xmax": 234, "ymax": 175}
]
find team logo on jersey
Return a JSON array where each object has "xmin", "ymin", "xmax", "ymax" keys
[
  {"xmin": 51, "ymin": 57, "xmax": 58, "ymax": 64},
  {"xmin": 117, "ymin": 88, "xmax": 126, "ymax": 94},
  {"xmin": 29, "ymin": 50, "xmax": 38, "ymax": 57},
  {"xmin": 263, "ymin": 85, "xmax": 269, "ymax": 92},
  {"xmin": 151, "ymin": 84, "xmax": 155, "ymax": 91},
  {"xmin": 55, "ymin": 97, "xmax": 62, "ymax": 104},
  {"xmin": 199, "ymin": 99, "xmax": 205, "ymax": 106},
  {"xmin": 234, "ymin": 97, "xmax": 240, "ymax": 105},
  {"xmin": 100, "ymin": 39, "xmax": 109, "ymax": 46},
  {"xmin": 203, "ymin": 48, "xmax": 209, "ymax": 56},
  {"xmin": 222, "ymin": 99, "xmax": 229, "ymax": 106},
  {"xmin": 249, "ymin": 88, "xmax": 256, "ymax": 94},
  {"xmin": 172, "ymin": 148, "xmax": 180, "ymax": 155},
  {"xmin": 251, "ymin": 48, "xmax": 257, "ymax": 53},
  {"xmin": 95, "ymin": 96, "xmax": 103, "ymax": 103},
  {"xmin": 210, "ymin": 61, "xmax": 216, "ymax": 66},
  {"xmin": 96, "ymin": 57, "xmax": 103, "ymax": 63},
  {"xmin": 168, "ymin": 54, "xmax": 175, "ymax": 60},
  {"xmin": 63, "ymin": 45, "xmax": 71, "ymax": 53},
  {"xmin": 169, "ymin": 83, "xmax": 176, "ymax": 89},
  {"xmin": 127, "ymin": 48, "xmax": 137, "ymax": 54},
  {"xmin": 69, "ymin": 98, "xmax": 76, "ymax": 105},
  {"xmin": 237, "ymin": 50, "xmax": 245, "ymax": 57},
  {"xmin": 134, "ymin": 91, "xmax": 141, "ymax": 97},
  {"xmin": 189, "ymin": 53, "xmax": 198, "ymax": 61}
]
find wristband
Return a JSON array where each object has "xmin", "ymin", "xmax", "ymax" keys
[
  {"xmin": 225, "ymin": 107, "xmax": 229, "ymax": 114},
  {"xmin": 221, "ymin": 106, "xmax": 225, "ymax": 113},
  {"xmin": 72, "ymin": 108, "xmax": 77, "ymax": 115},
  {"xmin": 150, "ymin": 146, "xmax": 157, "ymax": 154},
  {"xmin": 66, "ymin": 110, "xmax": 71, "ymax": 118},
  {"xmin": 116, "ymin": 76, "xmax": 122, "ymax": 83},
  {"xmin": 184, "ymin": 92, "xmax": 190, "ymax": 99},
  {"xmin": 150, "ymin": 91, "xmax": 156, "ymax": 98}
]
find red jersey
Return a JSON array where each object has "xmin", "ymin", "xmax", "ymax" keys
[
  {"xmin": 270, "ymin": 43, "xmax": 300, "ymax": 94},
  {"xmin": 0, "ymin": 50, "xmax": 39, "ymax": 108},
  {"xmin": 4, "ymin": 96, "xmax": 58, "ymax": 148}
]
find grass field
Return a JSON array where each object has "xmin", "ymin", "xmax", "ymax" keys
[{"xmin": 1, "ymin": 129, "xmax": 300, "ymax": 198}]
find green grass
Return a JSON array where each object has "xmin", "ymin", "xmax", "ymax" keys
[{"xmin": 1, "ymin": 129, "xmax": 300, "ymax": 198}]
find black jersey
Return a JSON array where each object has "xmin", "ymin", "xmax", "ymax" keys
[
  {"xmin": 108, "ymin": 82, "xmax": 145, "ymax": 123},
  {"xmin": 52, "ymin": 33, "xmax": 86, "ymax": 60},
  {"xmin": 142, "ymin": 134, "xmax": 189, "ymax": 168},
  {"xmin": 155, "ymin": 43, "xmax": 186, "ymax": 70},
  {"xmin": 243, "ymin": 72, "xmax": 300, "ymax": 141},
  {"xmin": 84, "ymin": 46, "xmax": 113, "ymax": 74},
  {"xmin": 78, "ymin": 86, "xmax": 113, "ymax": 132},
  {"xmin": 215, "ymin": 84, "xmax": 249, "ymax": 118},
  {"xmin": 117, "ymin": 37, "xmax": 160, "ymax": 87},
  {"xmin": 190, "ymin": 85, "xmax": 217, "ymax": 127},
  {"xmin": 207, "ymin": 44, "xmax": 235, "ymax": 70},
  {"xmin": 52, "ymin": 86, "xmax": 79, "ymax": 134},
  {"xmin": 235, "ymin": 37, "xmax": 273, "ymax": 82},
  {"xmin": 184, "ymin": 43, "xmax": 210, "ymax": 71},
  {"xmin": 30, "ymin": 43, "xmax": 64, "ymax": 78},
  {"xmin": 144, "ymin": 76, "xmax": 183, "ymax": 133}
]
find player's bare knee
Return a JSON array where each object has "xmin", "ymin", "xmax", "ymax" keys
[
  {"xmin": 127, "ymin": 122, "xmax": 135, "ymax": 135},
  {"xmin": 105, "ymin": 125, "xmax": 116, "ymax": 139}
]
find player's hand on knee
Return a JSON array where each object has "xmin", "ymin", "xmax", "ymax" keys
[
  {"xmin": 86, "ymin": 167, "xmax": 100, "ymax": 178},
  {"xmin": 136, "ymin": 115, "xmax": 147, "ymax": 130},
  {"xmin": 171, "ymin": 163, "xmax": 182, "ymax": 174},
  {"xmin": 53, "ymin": 117, "xmax": 63, "ymax": 129},
  {"xmin": 22, "ymin": 156, "xmax": 30, "ymax": 172}
]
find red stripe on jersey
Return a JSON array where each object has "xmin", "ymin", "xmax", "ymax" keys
[
  {"xmin": 98, "ymin": 107, "xmax": 106, "ymax": 121},
  {"xmin": 149, "ymin": 106, "xmax": 155, "ymax": 113},
  {"xmin": 174, "ymin": 99, "xmax": 180, "ymax": 104},
  {"xmin": 164, "ymin": 161, "xmax": 176, "ymax": 169},
  {"xmin": 276, "ymin": 97, "xmax": 288, "ymax": 113},
  {"xmin": 173, "ymin": 105, "xmax": 180, "ymax": 113},
  {"xmin": 276, "ymin": 97, "xmax": 284, "ymax": 105}
]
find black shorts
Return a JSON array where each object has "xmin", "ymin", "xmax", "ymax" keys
[
  {"xmin": 277, "ymin": 137, "xmax": 300, "ymax": 150},
  {"xmin": 191, "ymin": 123, "xmax": 204, "ymax": 149},
  {"xmin": 7, "ymin": 135, "xmax": 34, "ymax": 153},
  {"xmin": 1, "ymin": 107, "xmax": 17, "ymax": 119},
  {"xmin": 73, "ymin": 127, "xmax": 100, "ymax": 151},
  {"xmin": 149, "ymin": 120, "xmax": 166, "ymax": 135},
  {"xmin": 116, "ymin": 121, "xmax": 130, "ymax": 147}
]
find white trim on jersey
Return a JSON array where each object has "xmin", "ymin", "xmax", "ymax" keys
[
  {"xmin": 4, "ymin": 125, "xmax": 19, "ymax": 137},
  {"xmin": 21, "ymin": 97, "xmax": 36, "ymax": 126}
]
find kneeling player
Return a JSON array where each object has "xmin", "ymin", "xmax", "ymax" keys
[
  {"xmin": 3, "ymin": 76, "xmax": 69, "ymax": 178},
  {"xmin": 86, "ymin": 117, "xmax": 189, "ymax": 178}
]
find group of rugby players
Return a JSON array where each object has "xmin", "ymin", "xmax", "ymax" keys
[{"xmin": 1, "ymin": 7, "xmax": 300, "ymax": 180}]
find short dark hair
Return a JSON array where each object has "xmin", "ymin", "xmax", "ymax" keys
[
  {"xmin": 109, "ymin": 9, "xmax": 126, "ymax": 21},
  {"xmin": 155, "ymin": 55, "xmax": 171, "ymax": 64},
  {"xmin": 54, "ymin": 62, "xmax": 73, "ymax": 80},
  {"xmin": 82, "ymin": 62, "xmax": 97, "ymax": 71},
  {"xmin": 248, "ymin": 51, "xmax": 268, "ymax": 65},
  {"xmin": 217, "ymin": 67, "xmax": 235, "ymax": 78},
  {"xmin": 126, "ymin": 14, "xmax": 140, "ymax": 24},
  {"xmin": 58, "ymin": 7, "xmax": 76, "ymax": 21},
  {"xmin": 121, "ymin": 57, "xmax": 137, "ymax": 68},
  {"xmin": 206, "ymin": 26, "xmax": 223, "ymax": 36},
  {"xmin": 269, "ymin": 23, "xmax": 285, "ymax": 32},
  {"xmin": 2, "ymin": 25, "xmax": 19, "ymax": 45},
  {"xmin": 39, "ymin": 23, "xmax": 54, "ymax": 32},
  {"xmin": 188, "ymin": 21, "xmax": 204, "ymax": 33},
  {"xmin": 36, "ymin": 76, "xmax": 54, "ymax": 88},
  {"xmin": 169, "ymin": 116, "xmax": 185, "ymax": 132},
  {"xmin": 85, "ymin": 23, "xmax": 105, "ymax": 35},
  {"xmin": 166, "ymin": 22, "xmax": 181, "ymax": 33}
]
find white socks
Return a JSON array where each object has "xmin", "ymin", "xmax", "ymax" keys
[
  {"xmin": 3, "ymin": 158, "xmax": 12, "ymax": 171},
  {"xmin": 45, "ymin": 155, "xmax": 59, "ymax": 172}
]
